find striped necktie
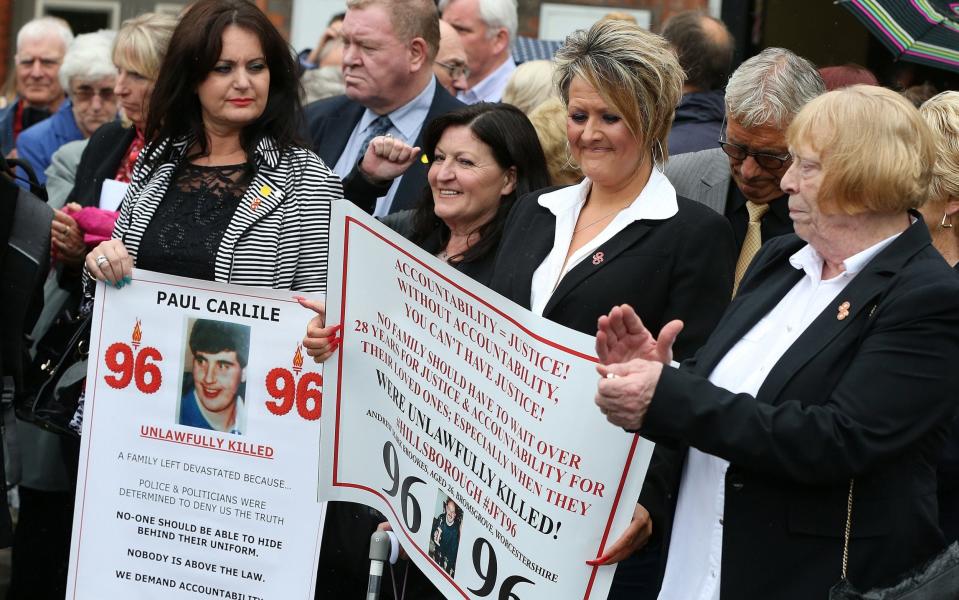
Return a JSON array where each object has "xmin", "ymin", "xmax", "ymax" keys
[
  {"xmin": 357, "ymin": 115, "xmax": 393, "ymax": 164},
  {"xmin": 732, "ymin": 200, "xmax": 770, "ymax": 296}
]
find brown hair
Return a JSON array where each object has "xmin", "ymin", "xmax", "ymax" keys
[{"xmin": 145, "ymin": 0, "xmax": 302, "ymax": 160}]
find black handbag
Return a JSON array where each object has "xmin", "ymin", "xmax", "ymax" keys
[
  {"xmin": 829, "ymin": 480, "xmax": 959, "ymax": 599},
  {"xmin": 18, "ymin": 309, "xmax": 90, "ymax": 438}
]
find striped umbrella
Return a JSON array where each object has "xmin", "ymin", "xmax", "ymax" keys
[{"xmin": 837, "ymin": 0, "xmax": 959, "ymax": 73}]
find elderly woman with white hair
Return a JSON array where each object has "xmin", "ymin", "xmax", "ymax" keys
[{"xmin": 16, "ymin": 29, "xmax": 117, "ymax": 185}]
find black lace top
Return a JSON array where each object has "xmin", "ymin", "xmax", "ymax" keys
[{"xmin": 137, "ymin": 162, "xmax": 251, "ymax": 281}]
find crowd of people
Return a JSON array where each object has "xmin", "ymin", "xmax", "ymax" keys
[{"xmin": 2, "ymin": 0, "xmax": 958, "ymax": 598}]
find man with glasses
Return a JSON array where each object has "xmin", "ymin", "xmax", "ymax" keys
[
  {"xmin": 16, "ymin": 30, "xmax": 118, "ymax": 186},
  {"xmin": 0, "ymin": 17, "xmax": 74, "ymax": 157},
  {"xmin": 439, "ymin": 0, "xmax": 516, "ymax": 103},
  {"xmin": 665, "ymin": 48, "xmax": 825, "ymax": 291},
  {"xmin": 433, "ymin": 20, "xmax": 470, "ymax": 96}
]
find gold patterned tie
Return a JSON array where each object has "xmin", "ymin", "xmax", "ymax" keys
[{"xmin": 732, "ymin": 201, "xmax": 770, "ymax": 296}]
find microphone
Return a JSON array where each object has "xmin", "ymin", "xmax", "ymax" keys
[{"xmin": 366, "ymin": 529, "xmax": 399, "ymax": 599}]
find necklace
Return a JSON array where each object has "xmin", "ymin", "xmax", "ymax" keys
[{"xmin": 573, "ymin": 201, "xmax": 633, "ymax": 234}]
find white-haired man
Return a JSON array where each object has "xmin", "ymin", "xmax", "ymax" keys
[
  {"xmin": 16, "ymin": 30, "xmax": 118, "ymax": 186},
  {"xmin": 665, "ymin": 47, "xmax": 826, "ymax": 293},
  {"xmin": 0, "ymin": 17, "xmax": 73, "ymax": 156},
  {"xmin": 439, "ymin": 0, "xmax": 516, "ymax": 103}
]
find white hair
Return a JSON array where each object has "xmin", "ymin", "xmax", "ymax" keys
[
  {"xmin": 59, "ymin": 30, "xmax": 118, "ymax": 92},
  {"xmin": 725, "ymin": 47, "xmax": 825, "ymax": 129},
  {"xmin": 439, "ymin": 0, "xmax": 517, "ymax": 41},
  {"xmin": 16, "ymin": 16, "xmax": 74, "ymax": 55}
]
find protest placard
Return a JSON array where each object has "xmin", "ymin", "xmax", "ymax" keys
[
  {"xmin": 320, "ymin": 203, "xmax": 655, "ymax": 599},
  {"xmin": 67, "ymin": 271, "xmax": 326, "ymax": 600}
]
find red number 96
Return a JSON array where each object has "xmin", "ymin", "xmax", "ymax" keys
[
  {"xmin": 103, "ymin": 343, "xmax": 163, "ymax": 394},
  {"xmin": 265, "ymin": 368, "xmax": 322, "ymax": 421}
]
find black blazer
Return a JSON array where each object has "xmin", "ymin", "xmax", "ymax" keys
[
  {"xmin": 302, "ymin": 84, "xmax": 463, "ymax": 214},
  {"xmin": 381, "ymin": 208, "xmax": 498, "ymax": 286},
  {"xmin": 488, "ymin": 188, "xmax": 737, "ymax": 359},
  {"xmin": 645, "ymin": 218, "xmax": 959, "ymax": 598},
  {"xmin": 65, "ymin": 120, "xmax": 136, "ymax": 208}
]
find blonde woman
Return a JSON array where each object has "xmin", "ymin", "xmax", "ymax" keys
[
  {"xmin": 501, "ymin": 59, "xmax": 555, "ymax": 114},
  {"xmin": 919, "ymin": 91, "xmax": 959, "ymax": 266},
  {"xmin": 919, "ymin": 90, "xmax": 959, "ymax": 546},
  {"xmin": 528, "ymin": 96, "xmax": 583, "ymax": 186},
  {"xmin": 487, "ymin": 19, "xmax": 736, "ymax": 599}
]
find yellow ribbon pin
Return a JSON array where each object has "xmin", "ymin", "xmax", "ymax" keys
[{"xmin": 420, "ymin": 154, "xmax": 429, "ymax": 164}]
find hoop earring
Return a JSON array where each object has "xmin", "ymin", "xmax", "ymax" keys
[
  {"xmin": 654, "ymin": 140, "xmax": 665, "ymax": 167},
  {"xmin": 562, "ymin": 139, "xmax": 580, "ymax": 172},
  {"xmin": 941, "ymin": 212, "xmax": 954, "ymax": 229}
]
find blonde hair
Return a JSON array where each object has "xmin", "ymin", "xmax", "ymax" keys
[
  {"xmin": 787, "ymin": 85, "xmax": 935, "ymax": 214},
  {"xmin": 554, "ymin": 19, "xmax": 683, "ymax": 164},
  {"xmin": 501, "ymin": 60, "xmax": 555, "ymax": 114},
  {"xmin": 920, "ymin": 91, "xmax": 959, "ymax": 203},
  {"xmin": 529, "ymin": 97, "xmax": 583, "ymax": 186},
  {"xmin": 113, "ymin": 13, "xmax": 178, "ymax": 82}
]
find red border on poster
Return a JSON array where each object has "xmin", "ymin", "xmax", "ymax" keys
[{"xmin": 329, "ymin": 216, "xmax": 641, "ymax": 599}]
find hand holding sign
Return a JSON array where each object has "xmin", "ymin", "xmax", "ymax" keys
[{"xmin": 296, "ymin": 296, "xmax": 341, "ymax": 362}]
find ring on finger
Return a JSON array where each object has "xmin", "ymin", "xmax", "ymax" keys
[{"xmin": 95, "ymin": 255, "xmax": 109, "ymax": 266}]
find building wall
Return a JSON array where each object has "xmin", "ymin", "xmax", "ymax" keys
[
  {"xmin": 1, "ymin": 0, "xmax": 293, "ymax": 91},
  {"xmin": 0, "ymin": 0, "xmax": 13, "ymax": 94},
  {"xmin": 518, "ymin": 0, "xmax": 710, "ymax": 37}
]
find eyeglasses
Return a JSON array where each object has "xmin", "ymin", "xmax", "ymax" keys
[
  {"xmin": 435, "ymin": 61, "xmax": 470, "ymax": 80},
  {"xmin": 72, "ymin": 86, "xmax": 116, "ymax": 102},
  {"xmin": 717, "ymin": 116, "xmax": 791, "ymax": 170},
  {"xmin": 718, "ymin": 138, "xmax": 792, "ymax": 170}
]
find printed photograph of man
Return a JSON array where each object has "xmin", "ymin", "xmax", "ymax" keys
[
  {"xmin": 428, "ymin": 494, "xmax": 462, "ymax": 577},
  {"xmin": 178, "ymin": 319, "xmax": 250, "ymax": 435}
]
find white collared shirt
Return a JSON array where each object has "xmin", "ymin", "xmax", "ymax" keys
[
  {"xmin": 333, "ymin": 77, "xmax": 437, "ymax": 216},
  {"xmin": 457, "ymin": 56, "xmax": 516, "ymax": 104},
  {"xmin": 529, "ymin": 168, "xmax": 678, "ymax": 316},
  {"xmin": 657, "ymin": 230, "xmax": 903, "ymax": 600}
]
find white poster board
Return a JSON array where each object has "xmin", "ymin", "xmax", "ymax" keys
[
  {"xmin": 319, "ymin": 203, "xmax": 654, "ymax": 599},
  {"xmin": 67, "ymin": 271, "xmax": 326, "ymax": 599}
]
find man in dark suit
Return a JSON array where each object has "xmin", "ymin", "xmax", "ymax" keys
[
  {"xmin": 664, "ymin": 47, "xmax": 825, "ymax": 291},
  {"xmin": 303, "ymin": 0, "xmax": 462, "ymax": 216}
]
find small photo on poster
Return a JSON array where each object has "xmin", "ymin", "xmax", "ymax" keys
[
  {"xmin": 428, "ymin": 491, "xmax": 463, "ymax": 577},
  {"xmin": 177, "ymin": 318, "xmax": 250, "ymax": 435}
]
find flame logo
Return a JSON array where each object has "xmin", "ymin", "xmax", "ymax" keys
[
  {"xmin": 132, "ymin": 319, "xmax": 143, "ymax": 347},
  {"xmin": 292, "ymin": 344, "xmax": 304, "ymax": 373}
]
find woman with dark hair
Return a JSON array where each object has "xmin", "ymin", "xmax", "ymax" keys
[
  {"xmin": 84, "ymin": 0, "xmax": 340, "ymax": 292},
  {"xmin": 355, "ymin": 102, "xmax": 550, "ymax": 284},
  {"xmin": 301, "ymin": 103, "xmax": 547, "ymax": 598}
]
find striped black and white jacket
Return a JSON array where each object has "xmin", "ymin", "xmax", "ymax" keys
[{"xmin": 113, "ymin": 135, "xmax": 341, "ymax": 292}]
